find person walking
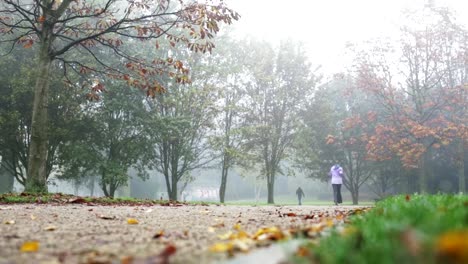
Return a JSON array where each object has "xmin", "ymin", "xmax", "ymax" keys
[
  {"xmin": 295, "ymin": 187, "xmax": 305, "ymax": 205},
  {"xmin": 329, "ymin": 164, "xmax": 344, "ymax": 205}
]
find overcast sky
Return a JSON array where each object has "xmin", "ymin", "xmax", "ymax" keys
[{"xmin": 226, "ymin": 0, "xmax": 468, "ymax": 76}]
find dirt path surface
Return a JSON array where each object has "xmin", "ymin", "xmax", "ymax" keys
[{"xmin": 0, "ymin": 204, "xmax": 368, "ymax": 264}]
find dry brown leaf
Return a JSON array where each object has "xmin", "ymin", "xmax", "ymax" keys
[
  {"xmin": 153, "ymin": 230, "xmax": 165, "ymax": 239},
  {"xmin": 44, "ymin": 225, "xmax": 57, "ymax": 231},
  {"xmin": 296, "ymin": 246, "xmax": 311, "ymax": 257},
  {"xmin": 283, "ymin": 212, "xmax": 297, "ymax": 217},
  {"xmin": 120, "ymin": 255, "xmax": 133, "ymax": 264},
  {"xmin": 212, "ymin": 222, "xmax": 225, "ymax": 228},
  {"xmin": 98, "ymin": 214, "xmax": 116, "ymax": 220}
]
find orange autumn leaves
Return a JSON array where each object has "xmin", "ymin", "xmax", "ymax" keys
[
  {"xmin": 209, "ymin": 208, "xmax": 367, "ymax": 255},
  {"xmin": 436, "ymin": 230, "xmax": 468, "ymax": 264}
]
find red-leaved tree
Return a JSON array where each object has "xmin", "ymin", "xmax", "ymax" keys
[{"xmin": 354, "ymin": 8, "xmax": 467, "ymax": 193}]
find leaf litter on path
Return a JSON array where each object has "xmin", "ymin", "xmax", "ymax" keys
[{"xmin": 0, "ymin": 204, "xmax": 371, "ymax": 263}]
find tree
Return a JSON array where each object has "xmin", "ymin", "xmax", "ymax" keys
[
  {"xmin": 58, "ymin": 83, "xmax": 152, "ymax": 198},
  {"xmin": 0, "ymin": 0, "xmax": 238, "ymax": 193},
  {"xmin": 242, "ymin": 39, "xmax": 316, "ymax": 204},
  {"xmin": 205, "ymin": 34, "xmax": 250, "ymax": 203},
  {"xmin": 147, "ymin": 51, "xmax": 220, "ymax": 201},
  {"xmin": 295, "ymin": 74, "xmax": 376, "ymax": 204},
  {"xmin": 0, "ymin": 45, "xmax": 82, "ymax": 189},
  {"xmin": 353, "ymin": 7, "xmax": 468, "ymax": 193}
]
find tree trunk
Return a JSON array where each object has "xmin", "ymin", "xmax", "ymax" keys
[
  {"xmin": 351, "ymin": 187, "xmax": 359, "ymax": 205},
  {"xmin": 170, "ymin": 180, "xmax": 177, "ymax": 200},
  {"xmin": 418, "ymin": 155, "xmax": 427, "ymax": 194},
  {"xmin": 458, "ymin": 140, "xmax": 465, "ymax": 194},
  {"xmin": 110, "ymin": 183, "xmax": 116, "ymax": 198},
  {"xmin": 267, "ymin": 172, "xmax": 275, "ymax": 204},
  {"xmin": 219, "ymin": 155, "xmax": 229, "ymax": 203},
  {"xmin": 26, "ymin": 29, "xmax": 53, "ymax": 193},
  {"xmin": 0, "ymin": 160, "xmax": 14, "ymax": 194},
  {"xmin": 102, "ymin": 185, "xmax": 109, "ymax": 197},
  {"xmin": 89, "ymin": 176, "xmax": 95, "ymax": 196}
]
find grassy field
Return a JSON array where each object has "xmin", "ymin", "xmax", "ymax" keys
[
  {"xmin": 291, "ymin": 194, "xmax": 468, "ymax": 264},
  {"xmin": 224, "ymin": 194, "xmax": 375, "ymax": 206},
  {"xmin": 0, "ymin": 192, "xmax": 375, "ymax": 206}
]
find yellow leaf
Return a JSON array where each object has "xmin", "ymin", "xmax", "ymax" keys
[
  {"xmin": 233, "ymin": 223, "xmax": 241, "ymax": 231},
  {"xmin": 236, "ymin": 230, "xmax": 250, "ymax": 239},
  {"xmin": 232, "ymin": 239, "xmax": 252, "ymax": 252},
  {"xmin": 127, "ymin": 218, "xmax": 139, "ymax": 225},
  {"xmin": 209, "ymin": 242, "xmax": 233, "ymax": 253},
  {"xmin": 20, "ymin": 241, "xmax": 39, "ymax": 252},
  {"xmin": 217, "ymin": 231, "xmax": 233, "ymax": 240},
  {"xmin": 326, "ymin": 219, "xmax": 334, "ymax": 227}
]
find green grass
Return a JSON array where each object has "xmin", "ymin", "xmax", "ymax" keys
[
  {"xmin": 0, "ymin": 192, "xmax": 369, "ymax": 207},
  {"xmin": 224, "ymin": 198, "xmax": 374, "ymax": 206},
  {"xmin": 0, "ymin": 192, "xmax": 174, "ymax": 205},
  {"xmin": 292, "ymin": 194, "xmax": 468, "ymax": 264}
]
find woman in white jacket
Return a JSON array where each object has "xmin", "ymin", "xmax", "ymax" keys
[{"xmin": 329, "ymin": 164, "xmax": 345, "ymax": 205}]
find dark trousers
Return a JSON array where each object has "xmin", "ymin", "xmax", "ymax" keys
[
  {"xmin": 297, "ymin": 196, "xmax": 302, "ymax": 205},
  {"xmin": 332, "ymin": 184, "xmax": 342, "ymax": 204}
]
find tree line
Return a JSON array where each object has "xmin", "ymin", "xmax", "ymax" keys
[{"xmin": 0, "ymin": 2, "xmax": 466, "ymax": 204}]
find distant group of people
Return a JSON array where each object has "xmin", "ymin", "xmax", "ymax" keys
[{"xmin": 295, "ymin": 164, "xmax": 345, "ymax": 206}]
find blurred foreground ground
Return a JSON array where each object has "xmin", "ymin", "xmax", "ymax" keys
[{"xmin": 0, "ymin": 204, "xmax": 368, "ymax": 264}]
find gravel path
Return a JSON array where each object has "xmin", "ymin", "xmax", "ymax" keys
[{"xmin": 0, "ymin": 204, "xmax": 368, "ymax": 264}]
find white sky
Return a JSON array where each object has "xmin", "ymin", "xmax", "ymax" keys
[{"xmin": 226, "ymin": 0, "xmax": 468, "ymax": 76}]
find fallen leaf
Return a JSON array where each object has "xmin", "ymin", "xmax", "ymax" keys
[
  {"xmin": 159, "ymin": 244, "xmax": 177, "ymax": 260},
  {"xmin": 44, "ymin": 225, "xmax": 57, "ymax": 231},
  {"xmin": 127, "ymin": 218, "xmax": 139, "ymax": 225},
  {"xmin": 4, "ymin": 220, "xmax": 15, "ymax": 225},
  {"xmin": 283, "ymin": 212, "xmax": 297, "ymax": 217},
  {"xmin": 30, "ymin": 215, "xmax": 37, "ymax": 220},
  {"xmin": 153, "ymin": 230, "xmax": 165, "ymax": 239},
  {"xmin": 98, "ymin": 214, "xmax": 116, "ymax": 220},
  {"xmin": 120, "ymin": 256, "xmax": 133, "ymax": 264},
  {"xmin": 296, "ymin": 246, "xmax": 311, "ymax": 257},
  {"xmin": 210, "ymin": 242, "xmax": 233, "ymax": 253},
  {"xmin": 217, "ymin": 231, "xmax": 233, "ymax": 240},
  {"xmin": 212, "ymin": 222, "xmax": 225, "ymax": 228},
  {"xmin": 435, "ymin": 230, "xmax": 468, "ymax": 264},
  {"xmin": 233, "ymin": 223, "xmax": 241, "ymax": 231},
  {"xmin": 68, "ymin": 197, "xmax": 86, "ymax": 203},
  {"xmin": 20, "ymin": 241, "xmax": 39, "ymax": 252},
  {"xmin": 232, "ymin": 239, "xmax": 253, "ymax": 252}
]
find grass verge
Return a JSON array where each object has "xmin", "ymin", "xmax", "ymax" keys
[
  {"xmin": 291, "ymin": 194, "xmax": 468, "ymax": 264},
  {"xmin": 0, "ymin": 192, "xmax": 186, "ymax": 206}
]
